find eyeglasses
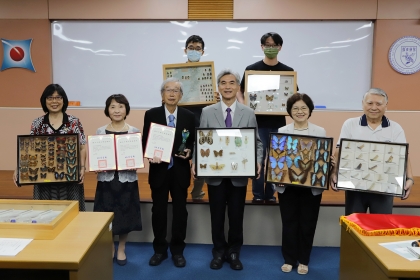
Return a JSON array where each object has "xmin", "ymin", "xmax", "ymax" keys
[
  {"xmin": 165, "ymin": 88, "xmax": 181, "ymax": 94},
  {"xmin": 187, "ymin": 46, "xmax": 203, "ymax": 51},
  {"xmin": 263, "ymin": 45, "xmax": 280, "ymax": 49},
  {"xmin": 46, "ymin": 96, "xmax": 63, "ymax": 101},
  {"xmin": 292, "ymin": 107, "xmax": 309, "ymax": 112}
]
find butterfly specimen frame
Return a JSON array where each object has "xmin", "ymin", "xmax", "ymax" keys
[
  {"xmin": 163, "ymin": 61, "xmax": 217, "ymax": 106},
  {"xmin": 195, "ymin": 127, "xmax": 257, "ymax": 178},
  {"xmin": 336, "ymin": 138, "xmax": 409, "ymax": 197},
  {"xmin": 17, "ymin": 134, "xmax": 80, "ymax": 185},
  {"xmin": 88, "ymin": 133, "xmax": 145, "ymax": 171},
  {"xmin": 265, "ymin": 133, "xmax": 333, "ymax": 190},
  {"xmin": 244, "ymin": 71, "xmax": 297, "ymax": 115}
]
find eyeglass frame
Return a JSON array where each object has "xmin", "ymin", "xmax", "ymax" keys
[
  {"xmin": 46, "ymin": 96, "xmax": 63, "ymax": 101},
  {"xmin": 262, "ymin": 44, "xmax": 281, "ymax": 49},
  {"xmin": 291, "ymin": 106, "xmax": 309, "ymax": 113},
  {"xmin": 186, "ymin": 46, "xmax": 203, "ymax": 52}
]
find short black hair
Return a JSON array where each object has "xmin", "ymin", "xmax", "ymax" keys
[
  {"xmin": 260, "ymin": 32, "xmax": 283, "ymax": 46},
  {"xmin": 286, "ymin": 93, "xmax": 315, "ymax": 118},
  {"xmin": 40, "ymin": 84, "xmax": 69, "ymax": 113},
  {"xmin": 185, "ymin": 35, "xmax": 205, "ymax": 50},
  {"xmin": 104, "ymin": 94, "xmax": 130, "ymax": 120}
]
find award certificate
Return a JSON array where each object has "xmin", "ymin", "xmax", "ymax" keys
[
  {"xmin": 87, "ymin": 134, "xmax": 116, "ymax": 171},
  {"xmin": 144, "ymin": 122, "xmax": 176, "ymax": 163},
  {"xmin": 115, "ymin": 133, "xmax": 144, "ymax": 170}
]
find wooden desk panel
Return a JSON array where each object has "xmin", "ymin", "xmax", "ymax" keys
[
  {"xmin": 340, "ymin": 223, "xmax": 420, "ymax": 280},
  {"xmin": 0, "ymin": 171, "xmax": 419, "ymax": 206},
  {"xmin": 0, "ymin": 212, "xmax": 113, "ymax": 280}
]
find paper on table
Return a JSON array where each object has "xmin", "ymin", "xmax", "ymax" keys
[
  {"xmin": 379, "ymin": 240, "xmax": 420, "ymax": 261},
  {"xmin": 0, "ymin": 238, "xmax": 33, "ymax": 256}
]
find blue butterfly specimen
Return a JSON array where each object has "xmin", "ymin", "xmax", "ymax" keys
[
  {"xmin": 249, "ymin": 93, "xmax": 257, "ymax": 101},
  {"xmin": 293, "ymin": 156, "xmax": 302, "ymax": 168},
  {"xmin": 67, "ymin": 151, "xmax": 76, "ymax": 157},
  {"xmin": 315, "ymin": 150, "xmax": 329, "ymax": 162},
  {"xmin": 300, "ymin": 139, "xmax": 313, "ymax": 151},
  {"xmin": 54, "ymin": 171, "xmax": 65, "ymax": 180},
  {"xmin": 269, "ymin": 155, "xmax": 292, "ymax": 169},
  {"xmin": 311, "ymin": 172, "xmax": 326, "ymax": 187},
  {"xmin": 317, "ymin": 139, "xmax": 328, "ymax": 151},
  {"xmin": 67, "ymin": 143, "xmax": 76, "ymax": 150},
  {"xmin": 271, "ymin": 135, "xmax": 287, "ymax": 151},
  {"xmin": 66, "ymin": 157, "xmax": 76, "ymax": 165},
  {"xmin": 67, "ymin": 165, "xmax": 77, "ymax": 174},
  {"xmin": 270, "ymin": 170, "xmax": 284, "ymax": 182},
  {"xmin": 288, "ymin": 169, "xmax": 308, "ymax": 184},
  {"xmin": 314, "ymin": 162, "xmax": 328, "ymax": 175},
  {"xmin": 65, "ymin": 173, "xmax": 77, "ymax": 181},
  {"xmin": 298, "ymin": 159, "xmax": 313, "ymax": 171},
  {"xmin": 287, "ymin": 136, "xmax": 298, "ymax": 151}
]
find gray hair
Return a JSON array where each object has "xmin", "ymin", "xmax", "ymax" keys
[
  {"xmin": 160, "ymin": 78, "xmax": 183, "ymax": 96},
  {"xmin": 362, "ymin": 88, "xmax": 388, "ymax": 103},
  {"xmin": 217, "ymin": 69, "xmax": 241, "ymax": 85}
]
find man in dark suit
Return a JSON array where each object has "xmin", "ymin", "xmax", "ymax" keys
[
  {"xmin": 192, "ymin": 69, "xmax": 263, "ymax": 271},
  {"xmin": 142, "ymin": 78, "xmax": 196, "ymax": 268}
]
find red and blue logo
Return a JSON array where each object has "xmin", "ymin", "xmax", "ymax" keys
[{"xmin": 1, "ymin": 38, "xmax": 36, "ymax": 72}]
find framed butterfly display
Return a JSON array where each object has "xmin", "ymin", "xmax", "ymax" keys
[
  {"xmin": 163, "ymin": 61, "xmax": 217, "ymax": 106},
  {"xmin": 195, "ymin": 127, "xmax": 257, "ymax": 178},
  {"xmin": 243, "ymin": 71, "xmax": 297, "ymax": 115},
  {"xmin": 336, "ymin": 138, "xmax": 409, "ymax": 197},
  {"xmin": 265, "ymin": 133, "xmax": 333, "ymax": 190},
  {"xmin": 17, "ymin": 134, "xmax": 80, "ymax": 185}
]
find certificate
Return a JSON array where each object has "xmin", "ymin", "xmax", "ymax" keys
[
  {"xmin": 87, "ymin": 134, "xmax": 116, "ymax": 171},
  {"xmin": 115, "ymin": 133, "xmax": 145, "ymax": 170},
  {"xmin": 144, "ymin": 122, "xmax": 176, "ymax": 163}
]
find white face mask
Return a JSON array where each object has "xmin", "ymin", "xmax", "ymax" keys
[{"xmin": 187, "ymin": 50, "xmax": 201, "ymax": 62}]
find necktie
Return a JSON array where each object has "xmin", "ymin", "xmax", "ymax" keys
[
  {"xmin": 225, "ymin": 108, "xmax": 232, "ymax": 128},
  {"xmin": 168, "ymin": 115, "xmax": 175, "ymax": 169}
]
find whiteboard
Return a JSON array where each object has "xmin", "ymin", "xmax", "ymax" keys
[{"xmin": 51, "ymin": 21, "xmax": 374, "ymax": 110}]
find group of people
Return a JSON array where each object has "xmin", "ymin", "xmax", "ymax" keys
[{"xmin": 12, "ymin": 32, "xmax": 414, "ymax": 275}]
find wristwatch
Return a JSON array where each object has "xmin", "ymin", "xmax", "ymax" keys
[{"xmin": 406, "ymin": 177, "xmax": 414, "ymax": 185}]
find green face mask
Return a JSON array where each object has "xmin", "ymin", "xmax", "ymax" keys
[{"xmin": 264, "ymin": 48, "xmax": 279, "ymax": 59}]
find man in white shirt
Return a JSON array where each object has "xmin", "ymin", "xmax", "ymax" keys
[{"xmin": 330, "ymin": 88, "xmax": 414, "ymax": 215}]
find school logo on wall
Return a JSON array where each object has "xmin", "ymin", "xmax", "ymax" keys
[
  {"xmin": 1, "ymin": 38, "xmax": 36, "ymax": 72},
  {"xmin": 388, "ymin": 36, "xmax": 420, "ymax": 75}
]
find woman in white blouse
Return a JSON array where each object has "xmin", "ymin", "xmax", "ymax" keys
[
  {"xmin": 274, "ymin": 93, "xmax": 333, "ymax": 275},
  {"xmin": 93, "ymin": 94, "xmax": 142, "ymax": 266}
]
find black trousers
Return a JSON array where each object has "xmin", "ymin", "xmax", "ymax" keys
[
  {"xmin": 208, "ymin": 179, "xmax": 247, "ymax": 255},
  {"xmin": 278, "ymin": 187, "xmax": 322, "ymax": 266},
  {"xmin": 150, "ymin": 168, "xmax": 188, "ymax": 255},
  {"xmin": 345, "ymin": 191, "xmax": 393, "ymax": 215}
]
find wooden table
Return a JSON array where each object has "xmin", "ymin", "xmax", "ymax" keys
[
  {"xmin": 340, "ymin": 223, "xmax": 420, "ymax": 280},
  {"xmin": 0, "ymin": 212, "xmax": 113, "ymax": 280}
]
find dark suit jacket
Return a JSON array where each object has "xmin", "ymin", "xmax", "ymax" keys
[{"xmin": 142, "ymin": 105, "xmax": 195, "ymax": 188}]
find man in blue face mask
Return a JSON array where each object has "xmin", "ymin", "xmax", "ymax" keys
[{"xmin": 183, "ymin": 35, "xmax": 208, "ymax": 199}]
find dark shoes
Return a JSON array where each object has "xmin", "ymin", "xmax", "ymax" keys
[
  {"xmin": 149, "ymin": 253, "xmax": 168, "ymax": 266},
  {"xmin": 116, "ymin": 258, "xmax": 127, "ymax": 266},
  {"xmin": 172, "ymin": 254, "xmax": 186, "ymax": 267},
  {"xmin": 226, "ymin": 252, "xmax": 243, "ymax": 270},
  {"xmin": 252, "ymin": 197, "xmax": 264, "ymax": 203},
  {"xmin": 210, "ymin": 255, "xmax": 225, "ymax": 270}
]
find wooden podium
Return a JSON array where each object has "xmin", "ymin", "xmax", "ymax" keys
[
  {"xmin": 0, "ymin": 200, "xmax": 113, "ymax": 280},
  {"xmin": 340, "ymin": 223, "xmax": 420, "ymax": 280}
]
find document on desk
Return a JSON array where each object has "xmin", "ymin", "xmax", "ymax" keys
[
  {"xmin": 0, "ymin": 238, "xmax": 33, "ymax": 256},
  {"xmin": 379, "ymin": 240, "xmax": 420, "ymax": 261}
]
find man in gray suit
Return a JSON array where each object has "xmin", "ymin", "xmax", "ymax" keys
[{"xmin": 192, "ymin": 69, "xmax": 263, "ymax": 271}]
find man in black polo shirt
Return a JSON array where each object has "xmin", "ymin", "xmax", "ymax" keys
[{"xmin": 237, "ymin": 32, "xmax": 296, "ymax": 203}]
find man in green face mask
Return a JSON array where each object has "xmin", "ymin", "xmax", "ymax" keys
[{"xmin": 237, "ymin": 32, "xmax": 296, "ymax": 204}]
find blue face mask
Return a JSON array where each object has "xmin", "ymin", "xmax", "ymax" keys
[{"xmin": 187, "ymin": 50, "xmax": 202, "ymax": 62}]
